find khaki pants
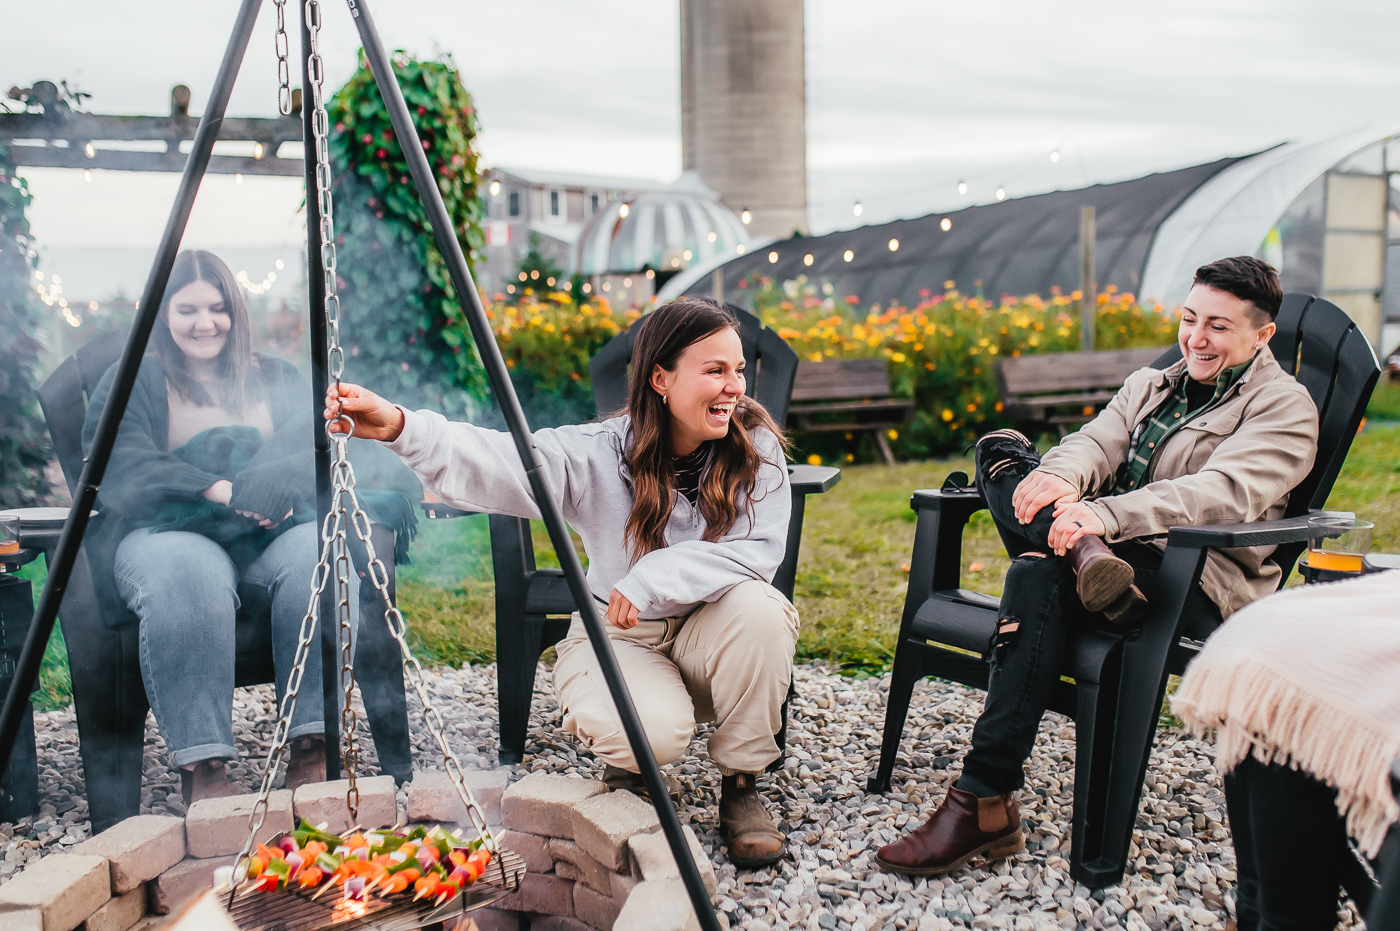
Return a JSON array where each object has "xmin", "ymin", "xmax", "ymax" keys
[{"xmin": 553, "ymin": 580, "xmax": 799, "ymax": 775}]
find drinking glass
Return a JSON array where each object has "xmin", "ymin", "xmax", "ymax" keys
[
  {"xmin": 1306, "ymin": 516, "xmax": 1373, "ymax": 574},
  {"xmin": 0, "ymin": 515, "xmax": 19, "ymax": 556}
]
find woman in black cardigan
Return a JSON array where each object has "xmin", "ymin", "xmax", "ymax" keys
[{"xmin": 82, "ymin": 250, "xmax": 347, "ymax": 803}]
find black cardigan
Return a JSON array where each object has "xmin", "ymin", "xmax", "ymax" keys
[{"xmin": 81, "ymin": 354, "xmax": 319, "ymax": 629}]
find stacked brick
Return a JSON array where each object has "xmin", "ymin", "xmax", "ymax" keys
[
  {"xmin": 466, "ymin": 773, "xmax": 714, "ymax": 931},
  {"xmin": 0, "ymin": 770, "xmax": 708, "ymax": 931}
]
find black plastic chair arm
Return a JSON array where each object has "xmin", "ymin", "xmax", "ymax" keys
[
  {"xmin": 788, "ymin": 464, "xmax": 842, "ymax": 495},
  {"xmin": 1164, "ymin": 510, "xmax": 1353, "ymax": 550}
]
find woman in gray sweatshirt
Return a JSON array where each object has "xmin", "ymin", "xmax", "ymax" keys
[{"xmin": 327, "ymin": 299, "xmax": 799, "ymax": 868}]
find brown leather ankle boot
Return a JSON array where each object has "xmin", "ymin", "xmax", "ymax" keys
[
  {"xmin": 180, "ymin": 759, "xmax": 240, "ymax": 805},
  {"xmin": 719, "ymin": 773, "xmax": 786, "ymax": 869},
  {"xmin": 875, "ymin": 785, "xmax": 1023, "ymax": 876},
  {"xmin": 603, "ymin": 765, "xmax": 650, "ymax": 801},
  {"xmin": 1068, "ymin": 535, "xmax": 1137, "ymax": 612},
  {"xmin": 286, "ymin": 736, "xmax": 327, "ymax": 791}
]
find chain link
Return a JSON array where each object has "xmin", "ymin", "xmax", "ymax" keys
[
  {"xmin": 228, "ymin": 0, "xmax": 511, "ymax": 901},
  {"xmin": 273, "ymin": 0, "xmax": 292, "ymax": 115}
]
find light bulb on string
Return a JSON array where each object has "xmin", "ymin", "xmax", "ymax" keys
[
  {"xmin": 618, "ymin": 202, "xmax": 630, "ymax": 218},
  {"xmin": 741, "ymin": 208, "xmax": 752, "ymax": 225},
  {"xmin": 853, "ymin": 201, "xmax": 863, "ymax": 217},
  {"xmin": 83, "ymin": 169, "xmax": 92, "ymax": 183},
  {"xmin": 957, "ymin": 181, "xmax": 968, "ymax": 195},
  {"xmin": 489, "ymin": 179, "xmax": 501, "ymax": 196},
  {"xmin": 940, "ymin": 218, "xmax": 952, "ymax": 232},
  {"xmin": 995, "ymin": 187, "xmax": 1006, "ymax": 201},
  {"xmin": 1050, "ymin": 150, "xmax": 1060, "ymax": 163}
]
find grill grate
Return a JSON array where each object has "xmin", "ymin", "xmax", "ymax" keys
[{"xmin": 228, "ymin": 848, "xmax": 525, "ymax": 931}]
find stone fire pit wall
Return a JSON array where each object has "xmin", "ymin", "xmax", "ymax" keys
[{"xmin": 0, "ymin": 771, "xmax": 713, "ymax": 931}]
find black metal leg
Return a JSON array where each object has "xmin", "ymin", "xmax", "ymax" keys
[
  {"xmin": 58, "ymin": 554, "xmax": 147, "ymax": 832},
  {"xmin": 496, "ymin": 617, "xmax": 549, "ymax": 766},
  {"xmin": 354, "ymin": 526, "xmax": 412, "ymax": 782},
  {"xmin": 867, "ymin": 638, "xmax": 924, "ymax": 794}
]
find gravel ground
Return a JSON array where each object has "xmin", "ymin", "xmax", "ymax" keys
[{"xmin": 0, "ymin": 664, "xmax": 1366, "ymax": 931}]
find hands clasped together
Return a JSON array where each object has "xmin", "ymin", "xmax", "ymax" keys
[{"xmin": 1010, "ymin": 470, "xmax": 1106, "ymax": 555}]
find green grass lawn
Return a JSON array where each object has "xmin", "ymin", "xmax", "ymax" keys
[{"xmin": 20, "ymin": 421, "xmax": 1400, "ymax": 708}]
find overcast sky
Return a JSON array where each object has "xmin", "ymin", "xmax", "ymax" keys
[{"xmin": 5, "ymin": 0, "xmax": 1399, "ymax": 251}]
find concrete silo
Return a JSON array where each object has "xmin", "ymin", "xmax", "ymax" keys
[{"xmin": 680, "ymin": 0, "xmax": 808, "ymax": 240}]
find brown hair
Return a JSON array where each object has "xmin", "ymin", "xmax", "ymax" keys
[
  {"xmin": 153, "ymin": 250, "xmax": 259, "ymax": 413},
  {"xmin": 619, "ymin": 299, "xmax": 788, "ymax": 559},
  {"xmin": 1194, "ymin": 256, "xmax": 1282, "ymax": 325}
]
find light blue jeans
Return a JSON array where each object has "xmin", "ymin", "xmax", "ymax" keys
[{"xmin": 113, "ymin": 522, "xmax": 359, "ymax": 767}]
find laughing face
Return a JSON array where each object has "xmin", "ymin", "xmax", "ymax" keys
[
  {"xmin": 649, "ymin": 326, "xmax": 746, "ymax": 455},
  {"xmin": 1177, "ymin": 283, "xmax": 1275, "ymax": 384}
]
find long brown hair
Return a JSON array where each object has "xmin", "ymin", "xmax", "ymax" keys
[
  {"xmin": 620, "ymin": 299, "xmax": 788, "ymax": 559},
  {"xmin": 153, "ymin": 250, "xmax": 259, "ymax": 413}
]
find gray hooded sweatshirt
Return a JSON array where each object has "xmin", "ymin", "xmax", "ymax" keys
[{"xmin": 383, "ymin": 408, "xmax": 791, "ymax": 620}]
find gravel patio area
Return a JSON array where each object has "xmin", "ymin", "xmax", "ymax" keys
[{"xmin": 0, "ymin": 663, "xmax": 1366, "ymax": 931}]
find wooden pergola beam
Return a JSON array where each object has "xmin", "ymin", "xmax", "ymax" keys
[{"xmin": 0, "ymin": 84, "xmax": 304, "ymax": 176}]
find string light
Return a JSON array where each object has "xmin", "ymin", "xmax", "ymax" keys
[
  {"xmin": 670, "ymin": 257, "xmax": 681, "ymax": 268},
  {"xmin": 803, "ymin": 253, "xmax": 813, "ymax": 266},
  {"xmin": 888, "ymin": 238, "xmax": 899, "ymax": 252},
  {"xmin": 622, "ymin": 277, "xmax": 632, "ymax": 287},
  {"xmin": 235, "ymin": 266, "xmax": 279, "ymax": 294},
  {"xmin": 581, "ymin": 282, "xmax": 592, "ymax": 293},
  {"xmin": 618, "ymin": 203, "xmax": 630, "ymax": 218},
  {"xmin": 957, "ymin": 181, "xmax": 968, "ymax": 195},
  {"xmin": 235, "ymin": 173, "xmax": 244, "ymax": 185},
  {"xmin": 707, "ymin": 230, "xmax": 717, "ymax": 243},
  {"xmin": 275, "ymin": 258, "xmax": 285, "ymax": 270},
  {"xmin": 736, "ymin": 244, "xmax": 746, "ymax": 255},
  {"xmin": 941, "ymin": 217, "xmax": 952, "ymax": 232},
  {"xmin": 843, "ymin": 249, "xmax": 854, "ymax": 262},
  {"xmin": 853, "ymin": 201, "xmax": 863, "ymax": 217},
  {"xmin": 507, "ymin": 284, "xmax": 516, "ymax": 293},
  {"xmin": 645, "ymin": 269, "xmax": 655, "ymax": 279},
  {"xmin": 489, "ymin": 179, "xmax": 501, "ymax": 196},
  {"xmin": 253, "ymin": 142, "xmax": 264, "ymax": 159},
  {"xmin": 83, "ymin": 170, "xmax": 92, "ymax": 183},
  {"xmin": 995, "ymin": 187, "xmax": 1006, "ymax": 201},
  {"xmin": 546, "ymin": 276, "xmax": 556, "ymax": 286},
  {"xmin": 1050, "ymin": 150, "xmax": 1060, "ymax": 163},
  {"xmin": 741, "ymin": 208, "xmax": 752, "ymax": 225},
  {"xmin": 768, "ymin": 251, "xmax": 778, "ymax": 264},
  {"xmin": 84, "ymin": 143, "xmax": 95, "ymax": 158}
]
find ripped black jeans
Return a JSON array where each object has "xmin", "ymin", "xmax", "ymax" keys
[{"xmin": 958, "ymin": 430, "xmax": 1166, "ymax": 795}]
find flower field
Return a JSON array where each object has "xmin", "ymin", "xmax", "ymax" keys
[{"xmin": 484, "ymin": 276, "xmax": 1179, "ymax": 459}]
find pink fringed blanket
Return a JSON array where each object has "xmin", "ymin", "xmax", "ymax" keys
[{"xmin": 1171, "ymin": 569, "xmax": 1400, "ymax": 856}]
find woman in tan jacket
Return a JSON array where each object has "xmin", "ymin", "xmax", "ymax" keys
[{"xmin": 878, "ymin": 256, "xmax": 1320, "ymax": 877}]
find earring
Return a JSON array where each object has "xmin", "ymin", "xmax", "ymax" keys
[{"xmin": 662, "ymin": 394, "xmax": 669, "ymax": 405}]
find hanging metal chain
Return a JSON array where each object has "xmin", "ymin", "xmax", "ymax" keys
[
  {"xmin": 227, "ymin": 0, "xmax": 511, "ymax": 901},
  {"xmin": 273, "ymin": 0, "xmax": 292, "ymax": 115},
  {"xmin": 340, "ymin": 475, "xmax": 512, "ymax": 888},
  {"xmin": 302, "ymin": 0, "xmax": 361, "ymax": 819}
]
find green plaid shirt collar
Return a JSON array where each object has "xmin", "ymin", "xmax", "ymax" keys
[{"xmin": 1114, "ymin": 355, "xmax": 1255, "ymax": 493}]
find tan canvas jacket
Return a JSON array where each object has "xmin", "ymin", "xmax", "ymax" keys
[{"xmin": 1034, "ymin": 346, "xmax": 1319, "ymax": 618}]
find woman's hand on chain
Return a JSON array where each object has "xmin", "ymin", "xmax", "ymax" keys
[
  {"xmin": 606, "ymin": 589, "xmax": 640, "ymax": 629},
  {"xmin": 325, "ymin": 383, "xmax": 405, "ymax": 442}
]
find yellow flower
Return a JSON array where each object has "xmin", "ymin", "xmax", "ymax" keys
[
  {"xmin": 852, "ymin": 324, "xmax": 867, "ymax": 340},
  {"xmin": 941, "ymin": 409, "xmax": 954, "ymax": 421},
  {"xmin": 806, "ymin": 453, "xmax": 822, "ymax": 466},
  {"xmin": 891, "ymin": 352, "xmax": 906, "ymax": 363},
  {"xmin": 886, "ymin": 429, "xmax": 898, "ymax": 440},
  {"xmin": 543, "ymin": 322, "xmax": 556, "ymax": 332},
  {"xmin": 808, "ymin": 352, "xmax": 823, "ymax": 363}
]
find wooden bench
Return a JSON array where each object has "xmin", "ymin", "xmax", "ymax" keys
[
  {"xmin": 786, "ymin": 358, "xmax": 913, "ymax": 464},
  {"xmin": 995, "ymin": 347, "xmax": 1166, "ymax": 435}
]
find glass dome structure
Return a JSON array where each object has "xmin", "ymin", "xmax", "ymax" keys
[{"xmin": 574, "ymin": 172, "xmax": 749, "ymax": 276}]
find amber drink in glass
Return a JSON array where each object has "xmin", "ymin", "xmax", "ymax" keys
[{"xmin": 1306, "ymin": 517, "xmax": 1372, "ymax": 574}]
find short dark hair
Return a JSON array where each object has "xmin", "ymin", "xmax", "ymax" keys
[{"xmin": 1192, "ymin": 256, "xmax": 1282, "ymax": 325}]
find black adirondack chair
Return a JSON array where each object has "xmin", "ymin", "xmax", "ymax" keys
[
  {"xmin": 36, "ymin": 330, "xmax": 414, "ymax": 832},
  {"xmin": 488, "ymin": 305, "xmax": 841, "ymax": 764},
  {"xmin": 867, "ymin": 293, "xmax": 1380, "ymax": 889}
]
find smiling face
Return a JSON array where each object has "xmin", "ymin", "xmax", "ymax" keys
[
  {"xmin": 1178, "ymin": 283, "xmax": 1276, "ymax": 383},
  {"xmin": 648, "ymin": 326, "xmax": 746, "ymax": 455},
  {"xmin": 165, "ymin": 278, "xmax": 232, "ymax": 371}
]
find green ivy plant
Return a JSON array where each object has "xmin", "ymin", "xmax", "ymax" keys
[
  {"xmin": 0, "ymin": 145, "xmax": 50, "ymax": 508},
  {"xmin": 329, "ymin": 51, "xmax": 487, "ymax": 417}
]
